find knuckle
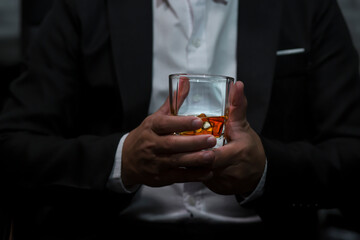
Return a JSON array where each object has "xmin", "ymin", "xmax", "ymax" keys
[
  {"xmin": 143, "ymin": 135, "xmax": 157, "ymax": 151},
  {"xmin": 151, "ymin": 117, "xmax": 167, "ymax": 133},
  {"xmin": 237, "ymin": 142, "xmax": 251, "ymax": 162},
  {"xmin": 161, "ymin": 136, "xmax": 176, "ymax": 151},
  {"xmin": 243, "ymin": 96, "xmax": 248, "ymax": 108},
  {"xmin": 142, "ymin": 156, "xmax": 162, "ymax": 176},
  {"xmin": 142, "ymin": 115, "xmax": 154, "ymax": 130},
  {"xmin": 169, "ymin": 154, "xmax": 179, "ymax": 167}
]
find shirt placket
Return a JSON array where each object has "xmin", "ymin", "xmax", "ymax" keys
[
  {"xmin": 165, "ymin": 0, "xmax": 209, "ymax": 219},
  {"xmin": 186, "ymin": 0, "xmax": 208, "ymax": 73},
  {"xmin": 183, "ymin": 182, "xmax": 204, "ymax": 219},
  {"xmin": 181, "ymin": 2, "xmax": 208, "ymax": 220}
]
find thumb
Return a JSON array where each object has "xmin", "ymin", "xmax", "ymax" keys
[
  {"xmin": 159, "ymin": 76, "xmax": 190, "ymax": 116},
  {"xmin": 157, "ymin": 97, "xmax": 171, "ymax": 115},
  {"xmin": 228, "ymin": 81, "xmax": 247, "ymax": 123}
]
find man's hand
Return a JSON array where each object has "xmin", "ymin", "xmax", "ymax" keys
[
  {"xmin": 122, "ymin": 98, "xmax": 216, "ymax": 188},
  {"xmin": 203, "ymin": 81, "xmax": 266, "ymax": 195}
]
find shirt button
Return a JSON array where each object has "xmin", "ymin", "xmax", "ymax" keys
[
  {"xmin": 192, "ymin": 39, "xmax": 201, "ymax": 48},
  {"xmin": 187, "ymin": 196, "xmax": 196, "ymax": 206}
]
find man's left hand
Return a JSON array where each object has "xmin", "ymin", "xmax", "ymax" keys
[{"xmin": 203, "ymin": 81, "xmax": 266, "ymax": 196}]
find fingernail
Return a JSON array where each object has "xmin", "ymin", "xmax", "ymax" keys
[
  {"xmin": 207, "ymin": 136, "xmax": 217, "ymax": 146},
  {"xmin": 192, "ymin": 118, "xmax": 203, "ymax": 129}
]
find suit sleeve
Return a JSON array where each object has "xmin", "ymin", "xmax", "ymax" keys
[
  {"xmin": 0, "ymin": 0, "xmax": 124, "ymax": 193},
  {"xmin": 248, "ymin": 0, "xmax": 360, "ymax": 210}
]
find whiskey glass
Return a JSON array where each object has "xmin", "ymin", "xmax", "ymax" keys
[{"xmin": 169, "ymin": 73, "xmax": 235, "ymax": 148}]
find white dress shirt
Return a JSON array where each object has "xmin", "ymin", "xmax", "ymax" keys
[{"xmin": 108, "ymin": 0, "xmax": 263, "ymax": 224}]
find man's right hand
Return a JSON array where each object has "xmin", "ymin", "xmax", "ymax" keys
[{"xmin": 121, "ymin": 98, "xmax": 216, "ymax": 188}]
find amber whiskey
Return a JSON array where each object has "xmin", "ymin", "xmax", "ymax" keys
[{"xmin": 180, "ymin": 113, "xmax": 226, "ymax": 138}]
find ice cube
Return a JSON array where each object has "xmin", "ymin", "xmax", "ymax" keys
[{"xmin": 203, "ymin": 121, "xmax": 211, "ymax": 129}]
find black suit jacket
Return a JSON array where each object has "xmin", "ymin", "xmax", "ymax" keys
[{"xmin": 1, "ymin": 0, "xmax": 360, "ymax": 239}]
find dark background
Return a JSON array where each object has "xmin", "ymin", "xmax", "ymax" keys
[{"xmin": 0, "ymin": 0, "xmax": 359, "ymax": 239}]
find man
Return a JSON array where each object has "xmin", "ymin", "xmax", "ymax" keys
[{"xmin": 0, "ymin": 0, "xmax": 360, "ymax": 239}]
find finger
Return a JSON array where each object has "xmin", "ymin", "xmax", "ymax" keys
[
  {"xmin": 161, "ymin": 76, "xmax": 190, "ymax": 116},
  {"xmin": 152, "ymin": 115, "xmax": 203, "ymax": 135},
  {"xmin": 160, "ymin": 150, "xmax": 215, "ymax": 169},
  {"xmin": 158, "ymin": 97, "xmax": 171, "ymax": 115},
  {"xmin": 177, "ymin": 76, "xmax": 190, "ymax": 109},
  {"xmin": 156, "ymin": 134, "xmax": 217, "ymax": 153},
  {"xmin": 228, "ymin": 81, "xmax": 247, "ymax": 123},
  {"xmin": 211, "ymin": 144, "xmax": 239, "ymax": 169}
]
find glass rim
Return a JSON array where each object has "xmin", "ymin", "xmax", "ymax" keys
[{"xmin": 169, "ymin": 73, "xmax": 235, "ymax": 82}]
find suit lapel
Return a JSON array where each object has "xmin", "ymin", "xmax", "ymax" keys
[
  {"xmin": 237, "ymin": 0, "xmax": 283, "ymax": 132},
  {"xmin": 107, "ymin": 0, "xmax": 153, "ymax": 131}
]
